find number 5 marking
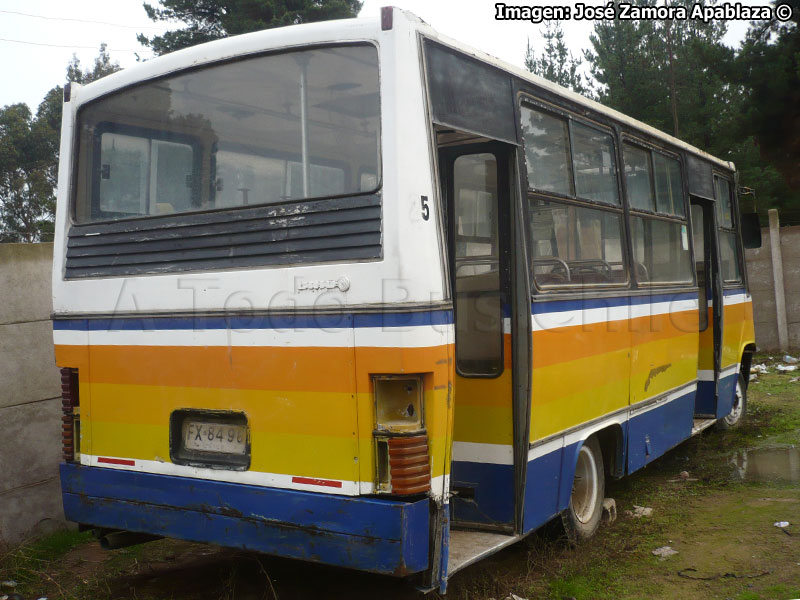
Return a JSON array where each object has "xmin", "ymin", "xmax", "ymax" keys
[{"xmin": 421, "ymin": 196, "xmax": 430, "ymax": 221}]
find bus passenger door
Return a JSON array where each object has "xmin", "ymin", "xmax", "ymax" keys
[
  {"xmin": 691, "ymin": 199, "xmax": 722, "ymax": 416},
  {"xmin": 439, "ymin": 144, "xmax": 516, "ymax": 530}
]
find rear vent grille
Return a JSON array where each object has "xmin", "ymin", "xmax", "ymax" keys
[
  {"xmin": 65, "ymin": 194, "xmax": 382, "ymax": 278},
  {"xmin": 388, "ymin": 435, "xmax": 431, "ymax": 495}
]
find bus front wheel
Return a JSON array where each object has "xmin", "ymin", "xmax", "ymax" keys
[{"xmin": 563, "ymin": 436, "xmax": 605, "ymax": 542}]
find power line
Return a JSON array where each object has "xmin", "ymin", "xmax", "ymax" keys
[
  {"xmin": 0, "ymin": 9, "xmax": 164, "ymax": 30},
  {"xmin": 0, "ymin": 37, "xmax": 145, "ymax": 53}
]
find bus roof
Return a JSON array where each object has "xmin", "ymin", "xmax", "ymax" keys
[
  {"xmin": 70, "ymin": 7, "xmax": 733, "ymax": 172},
  {"xmin": 406, "ymin": 9, "xmax": 735, "ymax": 172}
]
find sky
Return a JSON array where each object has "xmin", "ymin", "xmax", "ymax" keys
[{"xmin": 0, "ymin": 0, "xmax": 772, "ymax": 112}]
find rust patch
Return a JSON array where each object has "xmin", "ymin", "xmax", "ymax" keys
[{"xmin": 644, "ymin": 363, "xmax": 671, "ymax": 391}]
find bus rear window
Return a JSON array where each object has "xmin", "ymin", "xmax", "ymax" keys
[{"xmin": 73, "ymin": 44, "xmax": 380, "ymax": 223}]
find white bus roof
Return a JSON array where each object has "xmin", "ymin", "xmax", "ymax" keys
[{"xmin": 71, "ymin": 7, "xmax": 734, "ymax": 172}]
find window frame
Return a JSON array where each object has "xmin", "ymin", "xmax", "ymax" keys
[
  {"xmin": 713, "ymin": 172, "xmax": 744, "ymax": 285},
  {"xmin": 621, "ymin": 138, "xmax": 688, "ymax": 219},
  {"xmin": 88, "ymin": 122, "xmax": 204, "ymax": 223},
  {"xmin": 519, "ymin": 96, "xmax": 623, "ymax": 210},
  {"xmin": 519, "ymin": 95, "xmax": 630, "ymax": 294},
  {"xmin": 621, "ymin": 136, "xmax": 695, "ymax": 288},
  {"xmin": 70, "ymin": 41, "xmax": 383, "ymax": 227}
]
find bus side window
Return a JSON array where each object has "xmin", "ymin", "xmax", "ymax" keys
[
  {"xmin": 529, "ymin": 199, "xmax": 627, "ymax": 288},
  {"xmin": 630, "ymin": 217, "xmax": 693, "ymax": 284}
]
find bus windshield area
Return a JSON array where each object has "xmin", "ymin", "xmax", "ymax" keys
[{"xmin": 73, "ymin": 45, "xmax": 381, "ymax": 224}]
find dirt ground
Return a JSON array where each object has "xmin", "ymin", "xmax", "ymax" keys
[{"xmin": 2, "ymin": 358, "xmax": 799, "ymax": 600}]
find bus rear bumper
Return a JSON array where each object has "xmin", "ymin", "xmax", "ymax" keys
[{"xmin": 60, "ymin": 463, "xmax": 430, "ymax": 576}]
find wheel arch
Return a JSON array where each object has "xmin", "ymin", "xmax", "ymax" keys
[
  {"xmin": 740, "ymin": 342, "xmax": 757, "ymax": 388},
  {"xmin": 557, "ymin": 421, "xmax": 625, "ymax": 512}
]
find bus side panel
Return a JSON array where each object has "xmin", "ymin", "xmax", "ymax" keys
[
  {"xmin": 695, "ymin": 304, "xmax": 716, "ymax": 415},
  {"xmin": 530, "ymin": 297, "xmax": 633, "ymax": 443},
  {"xmin": 61, "ymin": 463, "xmax": 430, "ymax": 575},
  {"xmin": 716, "ymin": 289, "xmax": 751, "ymax": 419},
  {"xmin": 627, "ymin": 292, "xmax": 698, "ymax": 472},
  {"xmin": 351, "ymin": 310, "xmax": 453, "ymax": 498},
  {"xmin": 522, "ymin": 444, "xmax": 562, "ymax": 533},
  {"xmin": 450, "ymin": 334, "xmax": 514, "ymax": 525},
  {"xmin": 526, "ymin": 297, "xmax": 632, "ymax": 532}
]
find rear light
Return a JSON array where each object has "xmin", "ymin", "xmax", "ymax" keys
[
  {"xmin": 373, "ymin": 376, "xmax": 431, "ymax": 495},
  {"xmin": 61, "ymin": 368, "xmax": 80, "ymax": 462}
]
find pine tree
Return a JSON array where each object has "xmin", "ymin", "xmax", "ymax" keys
[
  {"xmin": 525, "ymin": 20, "xmax": 588, "ymax": 95},
  {"xmin": 137, "ymin": 0, "xmax": 363, "ymax": 56}
]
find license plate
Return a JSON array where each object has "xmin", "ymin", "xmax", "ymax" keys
[{"xmin": 182, "ymin": 421, "xmax": 246, "ymax": 455}]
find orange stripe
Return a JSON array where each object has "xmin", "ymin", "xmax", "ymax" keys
[
  {"xmin": 85, "ymin": 345, "xmax": 356, "ymax": 392},
  {"xmin": 534, "ymin": 310, "xmax": 699, "ymax": 369}
]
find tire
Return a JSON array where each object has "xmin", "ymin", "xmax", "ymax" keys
[
  {"xmin": 716, "ymin": 373, "xmax": 747, "ymax": 430},
  {"xmin": 562, "ymin": 436, "xmax": 605, "ymax": 542}
]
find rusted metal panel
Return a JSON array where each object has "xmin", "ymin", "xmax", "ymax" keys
[{"xmin": 60, "ymin": 464, "xmax": 430, "ymax": 575}]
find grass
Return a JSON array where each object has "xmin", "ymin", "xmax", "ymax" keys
[{"xmin": 1, "ymin": 354, "xmax": 798, "ymax": 600}]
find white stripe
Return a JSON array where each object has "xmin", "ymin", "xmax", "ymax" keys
[
  {"xmin": 628, "ymin": 382, "xmax": 697, "ymax": 418},
  {"xmin": 53, "ymin": 329, "xmax": 89, "ymax": 345},
  {"xmin": 53, "ymin": 324, "xmax": 452, "ymax": 348},
  {"xmin": 722, "ymin": 293, "xmax": 749, "ymax": 306},
  {"xmin": 697, "ymin": 369, "xmax": 715, "ymax": 381},
  {"xmin": 83, "ymin": 454, "xmax": 361, "ymax": 495},
  {"xmin": 720, "ymin": 364, "xmax": 741, "ymax": 378},
  {"xmin": 698, "ymin": 364, "xmax": 741, "ymax": 381},
  {"xmin": 528, "ymin": 437, "xmax": 563, "ymax": 461},
  {"xmin": 531, "ymin": 298, "xmax": 699, "ymax": 332},
  {"xmin": 452, "ymin": 441, "xmax": 513, "ymax": 465},
  {"xmin": 563, "ymin": 411, "xmax": 629, "ymax": 447}
]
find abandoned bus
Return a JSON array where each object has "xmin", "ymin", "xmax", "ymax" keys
[{"xmin": 53, "ymin": 8, "xmax": 759, "ymax": 592}]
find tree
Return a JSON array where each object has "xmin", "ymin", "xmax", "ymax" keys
[
  {"xmin": 733, "ymin": 0, "xmax": 800, "ymax": 222},
  {"xmin": 0, "ymin": 99, "xmax": 59, "ymax": 242},
  {"xmin": 0, "ymin": 46, "xmax": 121, "ymax": 242},
  {"xmin": 66, "ymin": 43, "xmax": 122, "ymax": 85},
  {"xmin": 525, "ymin": 20, "xmax": 588, "ymax": 95},
  {"xmin": 138, "ymin": 0, "xmax": 363, "ymax": 56},
  {"xmin": 584, "ymin": 0, "xmax": 734, "ymax": 150}
]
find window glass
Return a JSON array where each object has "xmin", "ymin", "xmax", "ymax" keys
[
  {"xmin": 75, "ymin": 45, "xmax": 380, "ymax": 223},
  {"xmin": 453, "ymin": 153, "xmax": 502, "ymax": 376},
  {"xmin": 715, "ymin": 176, "xmax": 734, "ymax": 229},
  {"xmin": 571, "ymin": 122, "xmax": 619, "ymax": 204},
  {"xmin": 719, "ymin": 231, "xmax": 742, "ymax": 282},
  {"xmin": 529, "ymin": 198, "xmax": 626, "ymax": 287},
  {"xmin": 653, "ymin": 153, "xmax": 684, "ymax": 216},
  {"xmin": 98, "ymin": 133, "xmax": 150, "ymax": 216},
  {"xmin": 623, "ymin": 144, "xmax": 654, "ymax": 211},
  {"xmin": 521, "ymin": 106, "xmax": 574, "ymax": 196},
  {"xmin": 631, "ymin": 217, "xmax": 693, "ymax": 284}
]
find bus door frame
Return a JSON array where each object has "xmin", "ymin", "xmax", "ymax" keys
[
  {"xmin": 437, "ymin": 140, "xmax": 532, "ymax": 534},
  {"xmin": 690, "ymin": 196, "xmax": 723, "ymax": 415}
]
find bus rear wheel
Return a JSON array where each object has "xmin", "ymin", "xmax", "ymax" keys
[{"xmin": 563, "ymin": 436, "xmax": 605, "ymax": 542}]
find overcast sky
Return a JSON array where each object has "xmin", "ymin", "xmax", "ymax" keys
[{"xmin": 0, "ymin": 0, "xmax": 770, "ymax": 111}]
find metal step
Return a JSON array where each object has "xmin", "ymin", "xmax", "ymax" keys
[
  {"xmin": 447, "ymin": 529, "xmax": 518, "ymax": 575},
  {"xmin": 692, "ymin": 417, "xmax": 717, "ymax": 435}
]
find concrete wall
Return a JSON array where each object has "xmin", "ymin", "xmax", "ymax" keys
[
  {"xmin": 0, "ymin": 243, "xmax": 66, "ymax": 548},
  {"xmin": 745, "ymin": 225, "xmax": 800, "ymax": 351}
]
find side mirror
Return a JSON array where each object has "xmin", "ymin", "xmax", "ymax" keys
[{"xmin": 741, "ymin": 213, "xmax": 762, "ymax": 249}]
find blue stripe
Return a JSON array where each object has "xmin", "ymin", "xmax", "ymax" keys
[
  {"xmin": 532, "ymin": 291, "xmax": 696, "ymax": 315},
  {"xmin": 60, "ymin": 464, "xmax": 429, "ymax": 575},
  {"xmin": 723, "ymin": 287, "xmax": 747, "ymax": 297},
  {"xmin": 53, "ymin": 309, "xmax": 453, "ymax": 332}
]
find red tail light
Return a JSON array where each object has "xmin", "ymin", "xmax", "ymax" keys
[
  {"xmin": 387, "ymin": 435, "xmax": 430, "ymax": 495},
  {"xmin": 61, "ymin": 368, "xmax": 80, "ymax": 462}
]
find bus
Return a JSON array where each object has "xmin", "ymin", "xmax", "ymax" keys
[{"xmin": 53, "ymin": 7, "xmax": 760, "ymax": 593}]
